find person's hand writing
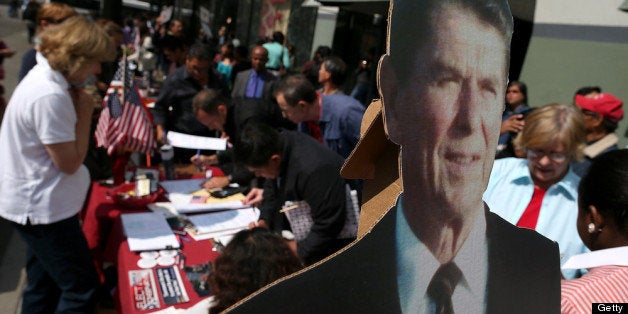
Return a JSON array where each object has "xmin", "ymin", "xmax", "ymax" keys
[
  {"xmin": 190, "ymin": 154, "xmax": 218, "ymax": 167},
  {"xmin": 201, "ymin": 176, "xmax": 230, "ymax": 190},
  {"xmin": 500, "ymin": 114, "xmax": 524, "ymax": 135},
  {"xmin": 156, "ymin": 125, "xmax": 165, "ymax": 145},
  {"xmin": 242, "ymin": 187, "xmax": 264, "ymax": 207},
  {"xmin": 286, "ymin": 240, "xmax": 297, "ymax": 256},
  {"xmin": 248, "ymin": 219, "xmax": 268, "ymax": 229}
]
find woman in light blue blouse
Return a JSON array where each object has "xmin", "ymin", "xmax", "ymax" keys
[{"xmin": 483, "ymin": 103, "xmax": 588, "ymax": 279}]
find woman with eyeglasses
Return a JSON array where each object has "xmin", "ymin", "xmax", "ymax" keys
[{"xmin": 483, "ymin": 103, "xmax": 588, "ymax": 279}]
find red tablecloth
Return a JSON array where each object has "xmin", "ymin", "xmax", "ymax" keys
[
  {"xmin": 81, "ymin": 166, "xmax": 225, "ymax": 280},
  {"xmin": 115, "ymin": 227, "xmax": 219, "ymax": 313},
  {"xmin": 80, "ymin": 166, "xmax": 226, "ymax": 313}
]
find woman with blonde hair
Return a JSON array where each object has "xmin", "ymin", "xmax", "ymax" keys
[
  {"xmin": 0, "ymin": 15, "xmax": 115, "ymax": 313},
  {"xmin": 483, "ymin": 103, "xmax": 589, "ymax": 279}
]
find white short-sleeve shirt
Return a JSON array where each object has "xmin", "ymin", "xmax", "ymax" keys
[{"xmin": 0, "ymin": 53, "xmax": 90, "ymax": 225}]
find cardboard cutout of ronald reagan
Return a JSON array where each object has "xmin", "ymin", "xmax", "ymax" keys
[{"xmin": 228, "ymin": 0, "xmax": 561, "ymax": 313}]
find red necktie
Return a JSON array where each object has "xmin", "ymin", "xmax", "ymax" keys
[
  {"xmin": 306, "ymin": 121, "xmax": 323, "ymax": 143},
  {"xmin": 516, "ymin": 186, "xmax": 547, "ymax": 229}
]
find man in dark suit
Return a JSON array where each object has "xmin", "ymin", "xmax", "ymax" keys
[
  {"xmin": 234, "ymin": 125, "xmax": 350, "ymax": 265},
  {"xmin": 229, "ymin": 0, "xmax": 560, "ymax": 312},
  {"xmin": 190, "ymin": 89, "xmax": 275, "ymax": 190},
  {"xmin": 231, "ymin": 45, "xmax": 292, "ymax": 130},
  {"xmin": 231, "ymin": 45, "xmax": 276, "ymax": 103},
  {"xmin": 153, "ymin": 43, "xmax": 229, "ymax": 163}
]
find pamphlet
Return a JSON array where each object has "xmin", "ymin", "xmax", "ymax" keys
[
  {"xmin": 129, "ymin": 269, "xmax": 161, "ymax": 310},
  {"xmin": 155, "ymin": 266, "xmax": 190, "ymax": 305}
]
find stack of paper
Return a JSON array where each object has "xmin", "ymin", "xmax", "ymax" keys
[
  {"xmin": 171, "ymin": 200, "xmax": 248, "ymax": 214},
  {"xmin": 186, "ymin": 207, "xmax": 259, "ymax": 241},
  {"xmin": 147, "ymin": 199, "xmax": 248, "ymax": 216},
  {"xmin": 159, "ymin": 179, "xmax": 248, "ymax": 214},
  {"xmin": 121, "ymin": 212, "xmax": 180, "ymax": 251}
]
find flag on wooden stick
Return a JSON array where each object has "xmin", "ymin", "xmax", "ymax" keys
[{"xmin": 95, "ymin": 58, "xmax": 156, "ymax": 155}]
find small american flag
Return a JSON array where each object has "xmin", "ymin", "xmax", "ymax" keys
[{"xmin": 95, "ymin": 59, "xmax": 156, "ymax": 155}]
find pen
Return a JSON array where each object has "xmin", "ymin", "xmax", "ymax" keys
[
  {"xmin": 195, "ymin": 149, "xmax": 203, "ymax": 172},
  {"xmin": 178, "ymin": 252, "xmax": 186, "ymax": 269},
  {"xmin": 279, "ymin": 204, "xmax": 300, "ymax": 213}
]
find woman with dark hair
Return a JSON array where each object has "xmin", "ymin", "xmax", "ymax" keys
[
  {"xmin": 496, "ymin": 80, "xmax": 532, "ymax": 158},
  {"xmin": 302, "ymin": 45, "xmax": 331, "ymax": 88},
  {"xmin": 209, "ymin": 228, "xmax": 303, "ymax": 313},
  {"xmin": 216, "ymin": 42, "xmax": 235, "ymax": 84},
  {"xmin": 561, "ymin": 149, "xmax": 628, "ymax": 313}
]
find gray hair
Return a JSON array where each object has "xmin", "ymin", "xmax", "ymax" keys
[{"xmin": 388, "ymin": 0, "xmax": 513, "ymax": 83}]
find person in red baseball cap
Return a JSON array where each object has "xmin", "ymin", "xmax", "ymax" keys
[{"xmin": 572, "ymin": 92, "xmax": 624, "ymax": 177}]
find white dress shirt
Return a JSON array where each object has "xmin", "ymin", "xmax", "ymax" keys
[
  {"xmin": 0, "ymin": 53, "xmax": 90, "ymax": 225},
  {"xmin": 396, "ymin": 196, "xmax": 487, "ymax": 313}
]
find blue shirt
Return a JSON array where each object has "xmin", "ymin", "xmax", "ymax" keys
[
  {"xmin": 299, "ymin": 94, "xmax": 364, "ymax": 159},
  {"xmin": 483, "ymin": 158, "xmax": 588, "ymax": 279},
  {"xmin": 216, "ymin": 62, "xmax": 233, "ymax": 82},
  {"xmin": 244, "ymin": 71, "xmax": 264, "ymax": 98},
  {"xmin": 262, "ymin": 42, "xmax": 290, "ymax": 70}
]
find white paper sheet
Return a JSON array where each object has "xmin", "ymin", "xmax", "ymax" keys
[
  {"xmin": 147, "ymin": 200, "xmax": 248, "ymax": 215},
  {"xmin": 160, "ymin": 179, "xmax": 205, "ymax": 194},
  {"xmin": 187, "ymin": 208, "xmax": 259, "ymax": 234},
  {"xmin": 147, "ymin": 202, "xmax": 179, "ymax": 218},
  {"xmin": 187, "ymin": 228, "xmax": 242, "ymax": 241},
  {"xmin": 166, "ymin": 131, "xmax": 227, "ymax": 150},
  {"xmin": 173, "ymin": 200, "xmax": 248, "ymax": 214},
  {"xmin": 121, "ymin": 212, "xmax": 180, "ymax": 251}
]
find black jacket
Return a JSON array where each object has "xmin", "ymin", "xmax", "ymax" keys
[
  {"xmin": 153, "ymin": 65, "xmax": 228, "ymax": 136},
  {"xmin": 260, "ymin": 130, "xmax": 347, "ymax": 265},
  {"xmin": 231, "ymin": 204, "xmax": 560, "ymax": 314}
]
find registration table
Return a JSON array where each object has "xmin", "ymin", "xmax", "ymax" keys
[{"xmin": 80, "ymin": 165, "xmax": 227, "ymax": 313}]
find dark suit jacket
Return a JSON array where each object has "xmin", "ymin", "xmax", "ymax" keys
[
  {"xmin": 260, "ymin": 130, "xmax": 348, "ymax": 265},
  {"xmin": 231, "ymin": 69, "xmax": 277, "ymax": 102},
  {"xmin": 229, "ymin": 204, "xmax": 560, "ymax": 313},
  {"xmin": 215, "ymin": 102, "xmax": 282, "ymax": 185},
  {"xmin": 230, "ymin": 69, "xmax": 297, "ymax": 130},
  {"xmin": 153, "ymin": 65, "xmax": 228, "ymax": 136}
]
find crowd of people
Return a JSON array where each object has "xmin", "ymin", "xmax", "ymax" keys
[{"xmin": 0, "ymin": 0, "xmax": 626, "ymax": 313}]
